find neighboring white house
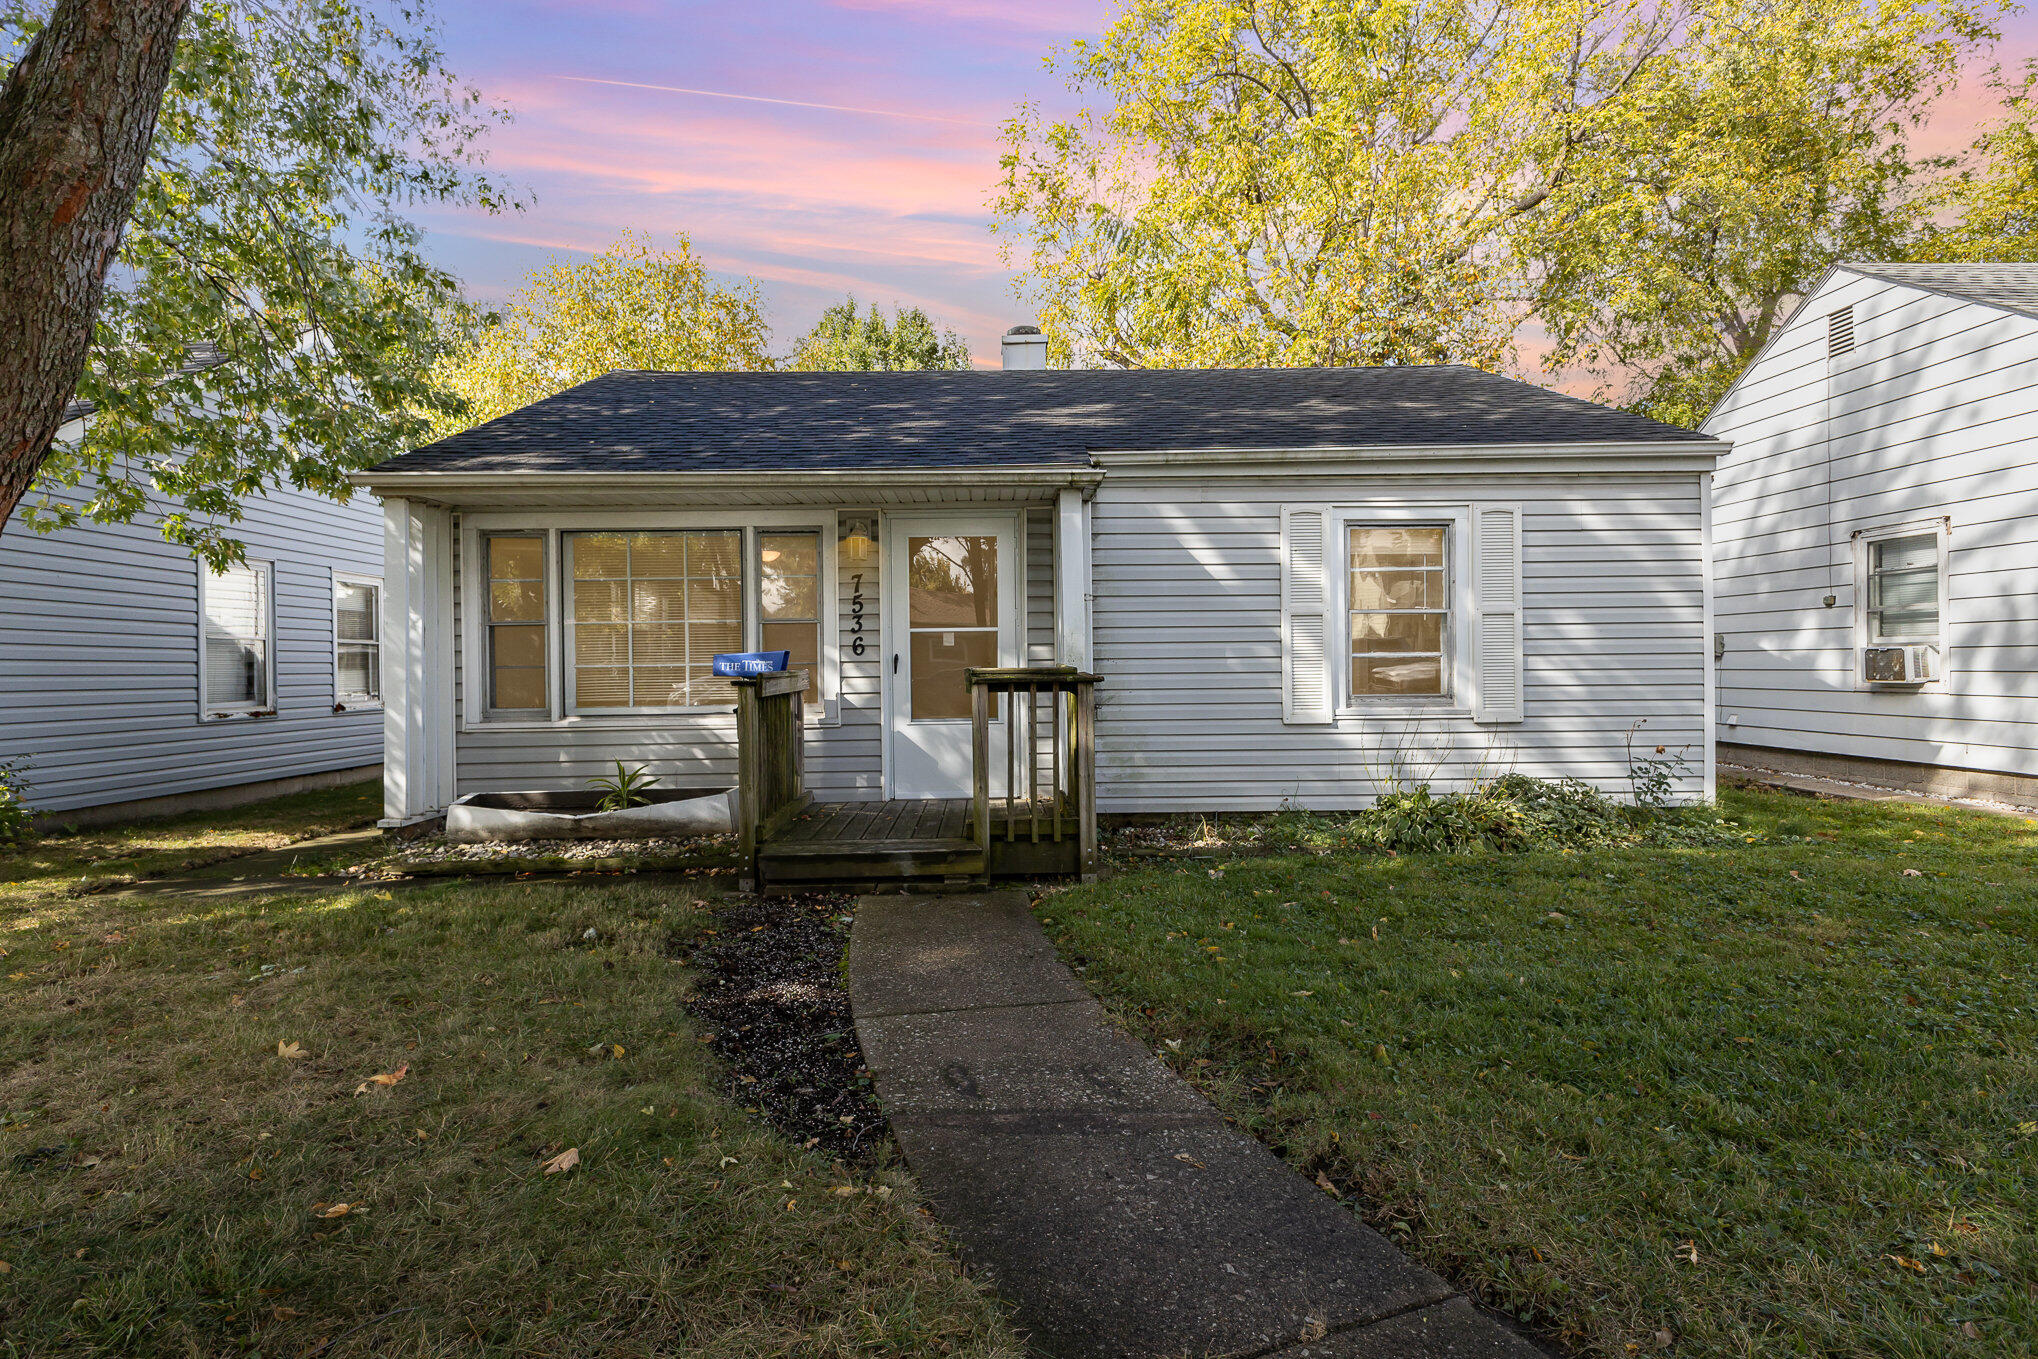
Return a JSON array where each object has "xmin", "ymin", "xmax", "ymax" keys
[
  {"xmin": 1, "ymin": 401, "xmax": 386, "ymax": 823},
  {"xmin": 355, "ymin": 334, "xmax": 1724, "ymax": 842},
  {"xmin": 1705, "ymin": 262, "xmax": 2038, "ymax": 808}
]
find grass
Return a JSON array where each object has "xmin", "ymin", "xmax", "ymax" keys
[
  {"xmin": 0, "ymin": 780, "xmax": 382, "ymax": 901},
  {"xmin": 1041, "ymin": 787, "xmax": 2038, "ymax": 1358},
  {"xmin": 1, "ymin": 806, "xmax": 1020, "ymax": 1356}
]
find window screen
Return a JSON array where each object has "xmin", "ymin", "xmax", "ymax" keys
[
  {"xmin": 1866, "ymin": 534, "xmax": 1939, "ymax": 643},
  {"xmin": 336, "ymin": 580, "xmax": 380, "ymax": 701},
  {"xmin": 569, "ymin": 531, "xmax": 742, "ymax": 710},
  {"xmin": 204, "ymin": 561, "xmax": 271, "ymax": 710},
  {"xmin": 1347, "ymin": 525, "xmax": 1449, "ymax": 698},
  {"xmin": 760, "ymin": 531, "xmax": 821, "ymax": 704}
]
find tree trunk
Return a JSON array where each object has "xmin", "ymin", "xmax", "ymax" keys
[{"xmin": 0, "ymin": 0, "xmax": 188, "ymax": 533}]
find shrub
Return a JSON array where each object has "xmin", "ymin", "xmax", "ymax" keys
[
  {"xmin": 1336, "ymin": 773, "xmax": 1728, "ymax": 856},
  {"xmin": 0, "ymin": 757, "xmax": 32, "ymax": 843}
]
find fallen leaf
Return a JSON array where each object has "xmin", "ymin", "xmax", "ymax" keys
[
  {"xmin": 315, "ymin": 1203, "xmax": 354, "ymax": 1219},
  {"xmin": 0, "ymin": 1259, "xmax": 10, "ymax": 1274},
  {"xmin": 1675, "ymin": 1240, "xmax": 1699, "ymax": 1265},
  {"xmin": 1901, "ymin": 867, "xmax": 1923, "ymax": 877},
  {"xmin": 1962, "ymin": 1321, "xmax": 1982, "ymax": 1339},
  {"xmin": 1788, "ymin": 870, "xmax": 1802, "ymax": 880},
  {"xmin": 1654, "ymin": 1328, "xmax": 1673, "ymax": 1347},
  {"xmin": 1314, "ymin": 1171, "xmax": 1339, "ymax": 1196},
  {"xmin": 354, "ymin": 1064, "xmax": 409, "ymax": 1094},
  {"xmin": 272, "ymin": 1307, "xmax": 302, "ymax": 1322},
  {"xmin": 542, "ymin": 1147, "xmax": 580, "ymax": 1175},
  {"xmin": 832, "ymin": 1185, "xmax": 859, "ymax": 1196},
  {"xmin": 1173, "ymin": 1152, "xmax": 1206, "ymax": 1169},
  {"xmin": 277, "ymin": 1040, "xmax": 308, "ymax": 1061},
  {"xmin": 1883, "ymin": 1254, "xmax": 1927, "ymax": 1273}
]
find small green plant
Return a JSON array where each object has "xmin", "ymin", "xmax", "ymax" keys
[
  {"xmin": 1623, "ymin": 720, "xmax": 1692, "ymax": 810},
  {"xmin": 589, "ymin": 762, "xmax": 659, "ymax": 812},
  {"xmin": 0, "ymin": 756, "xmax": 33, "ymax": 843}
]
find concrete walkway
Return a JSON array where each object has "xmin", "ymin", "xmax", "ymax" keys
[{"xmin": 847, "ymin": 892, "xmax": 1544, "ymax": 1359}]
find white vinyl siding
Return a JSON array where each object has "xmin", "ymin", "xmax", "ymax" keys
[
  {"xmin": 1706, "ymin": 269, "xmax": 2038, "ymax": 777},
  {"xmin": 1091, "ymin": 472, "xmax": 1708, "ymax": 813},
  {"xmin": 0, "ymin": 479, "xmax": 384, "ymax": 813}
]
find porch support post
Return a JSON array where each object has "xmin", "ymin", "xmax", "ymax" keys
[
  {"xmin": 1053, "ymin": 487, "xmax": 1092, "ymax": 670},
  {"xmin": 381, "ymin": 496, "xmax": 457, "ymax": 826}
]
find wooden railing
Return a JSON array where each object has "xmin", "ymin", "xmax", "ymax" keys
[
  {"xmin": 968, "ymin": 666, "xmax": 1101, "ymax": 881},
  {"xmin": 732, "ymin": 669, "xmax": 810, "ymax": 882}
]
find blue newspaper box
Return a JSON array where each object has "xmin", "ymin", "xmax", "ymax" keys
[{"xmin": 712, "ymin": 650, "xmax": 791, "ymax": 679}]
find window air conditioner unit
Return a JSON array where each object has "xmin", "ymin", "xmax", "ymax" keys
[{"xmin": 1862, "ymin": 645, "xmax": 1936, "ymax": 685}]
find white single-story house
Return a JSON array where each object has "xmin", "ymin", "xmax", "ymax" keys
[
  {"xmin": 355, "ymin": 332, "xmax": 1724, "ymax": 879},
  {"xmin": 1705, "ymin": 262, "xmax": 2038, "ymax": 809},
  {"xmin": 2, "ymin": 385, "xmax": 386, "ymax": 824}
]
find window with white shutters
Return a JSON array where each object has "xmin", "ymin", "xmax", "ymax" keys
[{"xmin": 202, "ymin": 560, "xmax": 273, "ymax": 715}]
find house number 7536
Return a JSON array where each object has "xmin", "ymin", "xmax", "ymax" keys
[{"xmin": 849, "ymin": 573, "xmax": 867, "ymax": 656}]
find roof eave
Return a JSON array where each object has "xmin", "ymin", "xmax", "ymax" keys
[
  {"xmin": 1092, "ymin": 439, "xmax": 1725, "ymax": 467},
  {"xmin": 349, "ymin": 464, "xmax": 1107, "ymax": 494}
]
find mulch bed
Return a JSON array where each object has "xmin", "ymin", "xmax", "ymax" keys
[{"xmin": 679, "ymin": 892, "xmax": 890, "ymax": 1162}]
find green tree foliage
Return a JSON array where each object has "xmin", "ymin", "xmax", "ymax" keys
[
  {"xmin": 433, "ymin": 232, "xmax": 774, "ymax": 433},
  {"xmin": 1911, "ymin": 61, "xmax": 2038, "ymax": 265},
  {"xmin": 4, "ymin": 0, "xmax": 515, "ymax": 566},
  {"xmin": 787, "ymin": 296, "xmax": 973, "ymax": 371},
  {"xmin": 995, "ymin": 0, "xmax": 2025, "ymax": 425}
]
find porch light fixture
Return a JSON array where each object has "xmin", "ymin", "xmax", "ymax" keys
[{"xmin": 842, "ymin": 516, "xmax": 875, "ymax": 563}]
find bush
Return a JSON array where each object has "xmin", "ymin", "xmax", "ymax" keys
[
  {"xmin": 1336, "ymin": 773, "xmax": 1728, "ymax": 856},
  {"xmin": 0, "ymin": 757, "xmax": 32, "ymax": 844}
]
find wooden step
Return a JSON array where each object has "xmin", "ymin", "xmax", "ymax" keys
[{"xmin": 757, "ymin": 837, "xmax": 987, "ymax": 885}]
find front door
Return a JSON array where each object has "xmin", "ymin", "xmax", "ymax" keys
[{"xmin": 886, "ymin": 513, "xmax": 1019, "ymax": 799}]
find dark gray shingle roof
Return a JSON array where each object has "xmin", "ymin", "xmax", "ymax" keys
[
  {"xmin": 1843, "ymin": 262, "xmax": 2038, "ymax": 319},
  {"xmin": 372, "ymin": 365, "xmax": 1710, "ymax": 476}
]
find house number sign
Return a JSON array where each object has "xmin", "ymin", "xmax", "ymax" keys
[{"xmin": 849, "ymin": 573, "xmax": 868, "ymax": 657}]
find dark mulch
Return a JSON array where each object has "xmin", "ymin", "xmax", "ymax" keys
[{"xmin": 679, "ymin": 892, "xmax": 889, "ymax": 1162}]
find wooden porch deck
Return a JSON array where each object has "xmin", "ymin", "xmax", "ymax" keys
[
  {"xmin": 755, "ymin": 798, "xmax": 1082, "ymax": 886},
  {"xmin": 734, "ymin": 666, "xmax": 1098, "ymax": 889}
]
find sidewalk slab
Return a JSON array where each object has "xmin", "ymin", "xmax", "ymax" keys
[
  {"xmin": 857, "ymin": 998, "xmax": 1211, "ymax": 1118},
  {"xmin": 847, "ymin": 891, "xmax": 1087, "ymax": 1018},
  {"xmin": 889, "ymin": 1110, "xmax": 1453, "ymax": 1359}
]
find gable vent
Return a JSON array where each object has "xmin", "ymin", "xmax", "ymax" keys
[{"xmin": 1827, "ymin": 306, "xmax": 1856, "ymax": 358}]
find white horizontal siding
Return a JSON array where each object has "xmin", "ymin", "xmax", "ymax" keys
[
  {"xmin": 0, "ymin": 483, "xmax": 384, "ymax": 812},
  {"xmin": 1088, "ymin": 471, "xmax": 1709, "ymax": 813},
  {"xmin": 1705, "ymin": 270, "xmax": 2038, "ymax": 779}
]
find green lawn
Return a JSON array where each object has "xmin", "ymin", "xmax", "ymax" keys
[
  {"xmin": 1042, "ymin": 788, "xmax": 2038, "ymax": 1358},
  {"xmin": 1, "ymin": 807, "xmax": 1019, "ymax": 1356},
  {"xmin": 0, "ymin": 779, "xmax": 382, "ymax": 901}
]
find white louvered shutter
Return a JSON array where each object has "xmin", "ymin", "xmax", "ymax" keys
[
  {"xmin": 1281, "ymin": 506, "xmax": 1334, "ymax": 724},
  {"xmin": 1472, "ymin": 505, "xmax": 1524, "ymax": 724}
]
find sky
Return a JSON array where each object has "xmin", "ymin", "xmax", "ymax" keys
[{"xmin": 416, "ymin": 0, "xmax": 2038, "ymax": 373}]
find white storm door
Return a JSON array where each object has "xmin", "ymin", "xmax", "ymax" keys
[{"xmin": 885, "ymin": 513, "xmax": 1020, "ymax": 800}]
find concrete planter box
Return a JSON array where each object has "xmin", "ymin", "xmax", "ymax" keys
[{"xmin": 445, "ymin": 787, "xmax": 736, "ymax": 843}]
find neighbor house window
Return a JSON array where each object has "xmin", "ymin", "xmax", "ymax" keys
[
  {"xmin": 567, "ymin": 531, "xmax": 742, "ymax": 711},
  {"xmin": 486, "ymin": 535, "xmax": 548, "ymax": 713},
  {"xmin": 759, "ymin": 530, "xmax": 821, "ymax": 703},
  {"xmin": 1865, "ymin": 533, "xmax": 1940, "ymax": 643},
  {"xmin": 334, "ymin": 577, "xmax": 381, "ymax": 704},
  {"xmin": 202, "ymin": 559, "xmax": 273, "ymax": 715},
  {"xmin": 1347, "ymin": 524, "xmax": 1449, "ymax": 698}
]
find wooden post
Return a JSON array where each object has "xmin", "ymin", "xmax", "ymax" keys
[
  {"xmin": 971, "ymin": 674, "xmax": 991, "ymax": 857},
  {"xmin": 733, "ymin": 677, "xmax": 763, "ymax": 887},
  {"xmin": 1074, "ymin": 679, "xmax": 1098, "ymax": 881}
]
